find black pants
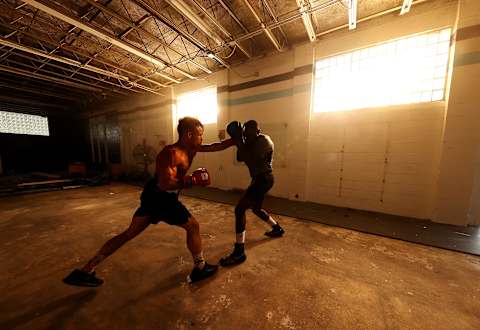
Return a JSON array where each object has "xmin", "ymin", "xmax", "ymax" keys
[{"xmin": 245, "ymin": 172, "xmax": 274, "ymax": 206}]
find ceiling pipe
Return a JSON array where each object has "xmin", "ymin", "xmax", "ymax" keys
[
  {"xmin": 0, "ymin": 37, "xmax": 128, "ymax": 80},
  {"xmin": 0, "ymin": 64, "xmax": 102, "ymax": 92}
]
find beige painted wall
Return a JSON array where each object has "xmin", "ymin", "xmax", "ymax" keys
[
  {"xmin": 306, "ymin": 0, "xmax": 457, "ymax": 219},
  {"xmin": 89, "ymin": 0, "xmax": 480, "ymax": 225},
  {"xmin": 434, "ymin": 0, "xmax": 480, "ymax": 225}
]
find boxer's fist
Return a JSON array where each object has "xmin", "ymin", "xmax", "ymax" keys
[
  {"xmin": 226, "ymin": 121, "xmax": 243, "ymax": 142},
  {"xmin": 183, "ymin": 168, "xmax": 211, "ymax": 188},
  {"xmin": 192, "ymin": 168, "xmax": 210, "ymax": 186}
]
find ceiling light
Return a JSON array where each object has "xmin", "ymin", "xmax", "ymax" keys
[{"xmin": 400, "ymin": 0, "xmax": 413, "ymax": 15}]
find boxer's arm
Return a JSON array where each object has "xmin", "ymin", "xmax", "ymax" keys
[{"xmin": 199, "ymin": 138, "xmax": 236, "ymax": 152}]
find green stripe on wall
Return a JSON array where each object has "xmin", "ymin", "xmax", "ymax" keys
[
  {"xmin": 218, "ymin": 64, "xmax": 313, "ymax": 94},
  {"xmin": 223, "ymin": 83, "xmax": 311, "ymax": 106},
  {"xmin": 454, "ymin": 51, "xmax": 480, "ymax": 66}
]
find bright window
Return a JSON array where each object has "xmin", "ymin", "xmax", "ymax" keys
[
  {"xmin": 175, "ymin": 86, "xmax": 217, "ymax": 124},
  {"xmin": 313, "ymin": 28, "xmax": 451, "ymax": 113},
  {"xmin": 0, "ymin": 111, "xmax": 49, "ymax": 136}
]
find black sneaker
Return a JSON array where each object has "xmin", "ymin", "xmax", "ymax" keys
[
  {"xmin": 219, "ymin": 244, "xmax": 247, "ymax": 267},
  {"xmin": 188, "ymin": 262, "xmax": 218, "ymax": 283},
  {"xmin": 62, "ymin": 269, "xmax": 104, "ymax": 287},
  {"xmin": 265, "ymin": 225, "xmax": 285, "ymax": 238}
]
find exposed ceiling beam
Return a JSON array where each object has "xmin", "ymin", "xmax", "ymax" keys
[
  {"xmin": 0, "ymin": 94, "xmax": 70, "ymax": 109},
  {"xmin": 0, "ymin": 38, "xmax": 125, "ymax": 80},
  {"xmin": 317, "ymin": 0, "xmax": 430, "ymax": 37},
  {"xmin": 400, "ymin": 0, "xmax": 414, "ymax": 15},
  {"xmin": 189, "ymin": 0, "xmax": 251, "ymax": 58},
  {"xmin": 165, "ymin": 0, "xmax": 224, "ymax": 46},
  {"xmin": 213, "ymin": 0, "xmax": 339, "ymax": 49},
  {"xmin": 5, "ymin": 51, "xmax": 135, "ymax": 96},
  {"xmin": 83, "ymin": 0, "xmax": 210, "ymax": 76},
  {"xmin": 0, "ymin": 38, "xmax": 165, "ymax": 96},
  {"xmin": 0, "ymin": 82, "xmax": 78, "ymax": 101},
  {"xmin": 0, "ymin": 20, "xmax": 169, "ymax": 93},
  {"xmin": 296, "ymin": 0, "xmax": 316, "ymax": 42},
  {"xmin": 261, "ymin": 0, "xmax": 288, "ymax": 46},
  {"xmin": 31, "ymin": 1, "xmax": 106, "ymax": 76},
  {"xmin": 209, "ymin": 0, "xmax": 431, "ymax": 52},
  {"xmin": 0, "ymin": 64, "xmax": 102, "ymax": 92},
  {"xmin": 217, "ymin": 0, "xmax": 250, "ymax": 34},
  {"xmin": 240, "ymin": 0, "xmax": 282, "ymax": 51},
  {"xmin": 131, "ymin": 0, "xmax": 230, "ymax": 68},
  {"xmin": 22, "ymin": 0, "xmax": 182, "ymax": 84},
  {"xmin": 2, "ymin": 2, "xmax": 169, "ymax": 90}
]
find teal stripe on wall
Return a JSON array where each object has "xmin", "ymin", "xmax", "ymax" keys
[
  {"xmin": 223, "ymin": 83, "xmax": 311, "ymax": 106},
  {"xmin": 454, "ymin": 51, "xmax": 480, "ymax": 66}
]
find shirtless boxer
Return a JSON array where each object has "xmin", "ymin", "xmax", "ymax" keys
[{"xmin": 63, "ymin": 117, "xmax": 220, "ymax": 286}]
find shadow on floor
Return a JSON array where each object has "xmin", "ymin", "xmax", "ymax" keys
[
  {"xmin": 178, "ymin": 186, "xmax": 480, "ymax": 256},
  {"xmin": 0, "ymin": 290, "xmax": 97, "ymax": 329}
]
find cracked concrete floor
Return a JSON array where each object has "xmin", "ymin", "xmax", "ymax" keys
[{"xmin": 0, "ymin": 183, "xmax": 479, "ymax": 329}]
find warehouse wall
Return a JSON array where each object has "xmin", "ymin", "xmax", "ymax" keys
[
  {"xmin": 433, "ymin": 0, "xmax": 480, "ymax": 225},
  {"xmin": 307, "ymin": 0, "xmax": 458, "ymax": 219},
  {"xmin": 89, "ymin": 0, "xmax": 480, "ymax": 225}
]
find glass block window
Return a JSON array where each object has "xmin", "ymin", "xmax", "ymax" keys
[
  {"xmin": 313, "ymin": 28, "xmax": 451, "ymax": 113},
  {"xmin": 0, "ymin": 111, "xmax": 50, "ymax": 136},
  {"xmin": 175, "ymin": 86, "xmax": 217, "ymax": 124}
]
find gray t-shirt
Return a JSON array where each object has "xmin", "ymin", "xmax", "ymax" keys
[{"xmin": 237, "ymin": 134, "xmax": 274, "ymax": 177}]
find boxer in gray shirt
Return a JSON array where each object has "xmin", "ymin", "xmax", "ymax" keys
[{"xmin": 220, "ymin": 120, "xmax": 285, "ymax": 267}]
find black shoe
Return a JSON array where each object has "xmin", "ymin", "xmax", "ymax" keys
[
  {"xmin": 63, "ymin": 269, "xmax": 104, "ymax": 287},
  {"xmin": 265, "ymin": 225, "xmax": 284, "ymax": 238},
  {"xmin": 188, "ymin": 262, "xmax": 218, "ymax": 283},
  {"xmin": 219, "ymin": 244, "xmax": 247, "ymax": 266}
]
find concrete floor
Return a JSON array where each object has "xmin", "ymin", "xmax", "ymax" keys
[{"xmin": 0, "ymin": 184, "xmax": 479, "ymax": 330}]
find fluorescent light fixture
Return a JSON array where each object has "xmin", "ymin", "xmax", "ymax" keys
[
  {"xmin": 297, "ymin": 0, "xmax": 316, "ymax": 42},
  {"xmin": 400, "ymin": 0, "xmax": 413, "ymax": 15},
  {"xmin": 348, "ymin": 0, "xmax": 357, "ymax": 30},
  {"xmin": 0, "ymin": 110, "xmax": 49, "ymax": 136}
]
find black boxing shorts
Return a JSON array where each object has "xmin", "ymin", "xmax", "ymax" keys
[{"xmin": 133, "ymin": 178, "xmax": 191, "ymax": 225}]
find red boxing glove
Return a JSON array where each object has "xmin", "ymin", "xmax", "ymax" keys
[{"xmin": 183, "ymin": 168, "xmax": 211, "ymax": 188}]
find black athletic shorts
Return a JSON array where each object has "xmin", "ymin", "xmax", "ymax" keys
[
  {"xmin": 245, "ymin": 172, "xmax": 274, "ymax": 205},
  {"xmin": 133, "ymin": 178, "xmax": 191, "ymax": 225}
]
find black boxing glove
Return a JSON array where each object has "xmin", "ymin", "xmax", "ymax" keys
[{"xmin": 226, "ymin": 121, "xmax": 243, "ymax": 142}]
